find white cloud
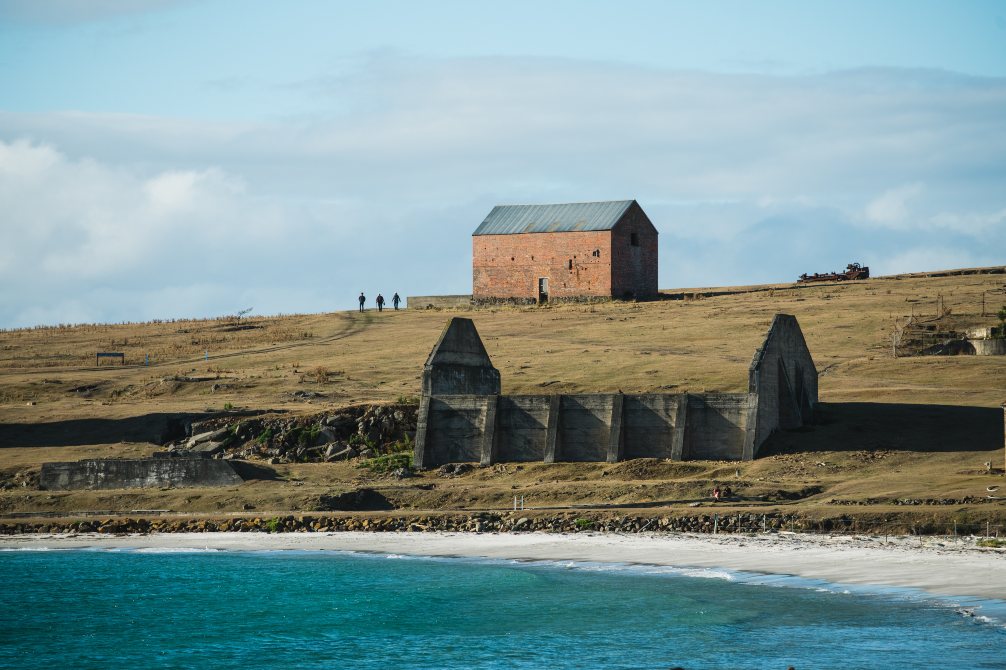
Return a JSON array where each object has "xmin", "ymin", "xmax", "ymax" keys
[
  {"xmin": 1, "ymin": 59, "xmax": 1004, "ymax": 325},
  {"xmin": 865, "ymin": 183, "xmax": 923, "ymax": 226}
]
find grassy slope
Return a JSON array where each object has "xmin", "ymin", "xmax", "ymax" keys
[{"xmin": 1, "ymin": 270, "xmax": 1005, "ymax": 522}]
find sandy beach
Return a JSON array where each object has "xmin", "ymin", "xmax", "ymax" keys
[{"xmin": 4, "ymin": 530, "xmax": 1005, "ymax": 602}]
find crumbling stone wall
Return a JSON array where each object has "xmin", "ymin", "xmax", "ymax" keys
[
  {"xmin": 412, "ymin": 317, "xmax": 810, "ymax": 467},
  {"xmin": 748, "ymin": 314, "xmax": 818, "ymax": 454},
  {"xmin": 39, "ymin": 459, "xmax": 243, "ymax": 491}
]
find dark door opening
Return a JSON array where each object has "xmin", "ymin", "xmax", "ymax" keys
[{"xmin": 538, "ymin": 277, "xmax": 549, "ymax": 303}]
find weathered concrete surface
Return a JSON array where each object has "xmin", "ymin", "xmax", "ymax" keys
[
  {"xmin": 496, "ymin": 396, "xmax": 552, "ymax": 462},
  {"xmin": 682, "ymin": 394, "xmax": 756, "ymax": 461},
  {"xmin": 972, "ymin": 339, "xmax": 1006, "ymax": 356},
  {"xmin": 415, "ymin": 314, "xmax": 815, "ymax": 467},
  {"xmin": 622, "ymin": 394, "xmax": 687, "ymax": 460},
  {"xmin": 39, "ymin": 459, "xmax": 243, "ymax": 491},
  {"xmin": 421, "ymin": 318, "xmax": 501, "ymax": 397},
  {"xmin": 748, "ymin": 314, "xmax": 818, "ymax": 455},
  {"xmin": 419, "ymin": 395, "xmax": 492, "ymax": 467}
]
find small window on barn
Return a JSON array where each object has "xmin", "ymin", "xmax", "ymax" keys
[
  {"xmin": 592, "ymin": 249, "xmax": 600, "ymax": 258},
  {"xmin": 568, "ymin": 259, "xmax": 573, "ymax": 270},
  {"xmin": 630, "ymin": 233, "xmax": 639, "ymax": 247}
]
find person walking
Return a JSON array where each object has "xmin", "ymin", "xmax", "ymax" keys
[
  {"xmin": 392, "ymin": 293, "xmax": 401, "ymax": 310},
  {"xmin": 358, "ymin": 292, "xmax": 366, "ymax": 312},
  {"xmin": 376, "ymin": 293, "xmax": 385, "ymax": 312}
]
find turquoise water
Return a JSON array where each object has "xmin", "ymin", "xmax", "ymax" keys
[{"xmin": 2, "ymin": 548, "xmax": 1004, "ymax": 669}]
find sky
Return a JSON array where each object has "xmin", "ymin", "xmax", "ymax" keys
[{"xmin": 1, "ymin": 0, "xmax": 1004, "ymax": 327}]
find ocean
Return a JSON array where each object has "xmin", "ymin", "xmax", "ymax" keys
[{"xmin": 2, "ymin": 547, "xmax": 1004, "ymax": 669}]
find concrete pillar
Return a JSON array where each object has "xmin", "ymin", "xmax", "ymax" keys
[
  {"xmin": 413, "ymin": 395, "xmax": 432, "ymax": 470},
  {"xmin": 742, "ymin": 393, "xmax": 759, "ymax": 461},
  {"xmin": 479, "ymin": 395, "xmax": 500, "ymax": 467},
  {"xmin": 543, "ymin": 395, "xmax": 561, "ymax": 463},
  {"xmin": 669, "ymin": 393, "xmax": 688, "ymax": 460},
  {"xmin": 606, "ymin": 393, "xmax": 624, "ymax": 463}
]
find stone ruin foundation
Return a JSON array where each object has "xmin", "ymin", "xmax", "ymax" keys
[{"xmin": 414, "ymin": 314, "xmax": 817, "ymax": 468}]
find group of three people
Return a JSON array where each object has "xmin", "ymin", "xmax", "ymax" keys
[{"xmin": 358, "ymin": 292, "xmax": 400, "ymax": 312}]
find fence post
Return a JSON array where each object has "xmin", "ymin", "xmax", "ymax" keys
[{"xmin": 713, "ymin": 514, "xmax": 719, "ymax": 535}]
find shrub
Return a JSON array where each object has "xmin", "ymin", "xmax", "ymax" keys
[
  {"xmin": 358, "ymin": 452, "xmax": 413, "ymax": 474},
  {"xmin": 977, "ymin": 538, "xmax": 1006, "ymax": 548}
]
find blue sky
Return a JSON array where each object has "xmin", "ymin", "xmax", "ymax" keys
[{"xmin": 1, "ymin": 1, "xmax": 1004, "ymax": 326}]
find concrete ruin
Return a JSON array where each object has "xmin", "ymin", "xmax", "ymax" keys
[
  {"xmin": 39, "ymin": 458, "xmax": 243, "ymax": 491},
  {"xmin": 414, "ymin": 315, "xmax": 817, "ymax": 468}
]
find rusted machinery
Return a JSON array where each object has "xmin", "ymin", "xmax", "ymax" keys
[{"xmin": 798, "ymin": 262, "xmax": 870, "ymax": 283}]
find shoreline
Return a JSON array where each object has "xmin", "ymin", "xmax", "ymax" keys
[{"xmin": 4, "ymin": 530, "xmax": 1006, "ymax": 602}]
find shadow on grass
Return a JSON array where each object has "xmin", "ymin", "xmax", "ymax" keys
[
  {"xmin": 759, "ymin": 402, "xmax": 1003, "ymax": 456},
  {"xmin": 0, "ymin": 411, "xmax": 264, "ymax": 448}
]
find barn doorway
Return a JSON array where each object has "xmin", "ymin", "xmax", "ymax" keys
[{"xmin": 538, "ymin": 277, "xmax": 549, "ymax": 303}]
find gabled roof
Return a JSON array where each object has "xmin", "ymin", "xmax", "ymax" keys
[{"xmin": 472, "ymin": 200, "xmax": 636, "ymax": 236}]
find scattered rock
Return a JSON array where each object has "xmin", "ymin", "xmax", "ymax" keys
[{"xmin": 437, "ymin": 463, "xmax": 473, "ymax": 478}]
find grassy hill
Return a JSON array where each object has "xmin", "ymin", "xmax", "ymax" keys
[{"xmin": 1, "ymin": 268, "xmax": 1005, "ymax": 528}]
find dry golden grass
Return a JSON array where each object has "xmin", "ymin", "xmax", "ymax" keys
[
  {"xmin": 2, "ymin": 271, "xmax": 1004, "ymax": 417},
  {"xmin": 1, "ymin": 270, "xmax": 1005, "ymax": 520}
]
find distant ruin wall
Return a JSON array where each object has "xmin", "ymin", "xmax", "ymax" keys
[
  {"xmin": 39, "ymin": 459, "xmax": 243, "ymax": 491},
  {"xmin": 415, "ymin": 391, "xmax": 756, "ymax": 468},
  {"xmin": 748, "ymin": 314, "xmax": 818, "ymax": 455},
  {"xmin": 972, "ymin": 339, "xmax": 1006, "ymax": 356},
  {"xmin": 413, "ymin": 314, "xmax": 815, "ymax": 468},
  {"xmin": 683, "ymin": 394, "xmax": 757, "ymax": 461},
  {"xmin": 407, "ymin": 295, "xmax": 473, "ymax": 310},
  {"xmin": 421, "ymin": 318, "xmax": 501, "ymax": 397}
]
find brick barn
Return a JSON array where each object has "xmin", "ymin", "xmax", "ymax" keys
[{"xmin": 472, "ymin": 200, "xmax": 658, "ymax": 303}]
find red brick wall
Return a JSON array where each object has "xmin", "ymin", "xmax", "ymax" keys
[
  {"xmin": 473, "ymin": 230, "xmax": 614, "ymax": 299},
  {"xmin": 610, "ymin": 203, "xmax": 659, "ymax": 298}
]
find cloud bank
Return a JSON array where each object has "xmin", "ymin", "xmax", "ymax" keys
[{"xmin": 1, "ymin": 58, "xmax": 1003, "ymax": 326}]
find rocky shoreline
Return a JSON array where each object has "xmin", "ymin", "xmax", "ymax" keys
[{"xmin": 1, "ymin": 508, "xmax": 999, "ymax": 537}]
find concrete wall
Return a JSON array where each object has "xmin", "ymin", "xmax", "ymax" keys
[
  {"xmin": 416, "ymin": 395, "xmax": 493, "ymax": 468},
  {"xmin": 407, "ymin": 295, "xmax": 473, "ymax": 310},
  {"xmin": 748, "ymin": 314, "xmax": 818, "ymax": 454},
  {"xmin": 414, "ymin": 313, "xmax": 816, "ymax": 467},
  {"xmin": 421, "ymin": 318, "xmax": 501, "ymax": 397},
  {"xmin": 622, "ymin": 394, "xmax": 687, "ymax": 460},
  {"xmin": 683, "ymin": 394, "xmax": 756, "ymax": 461},
  {"xmin": 495, "ymin": 395, "xmax": 552, "ymax": 462},
  {"xmin": 39, "ymin": 458, "xmax": 243, "ymax": 491},
  {"xmin": 415, "ymin": 391, "xmax": 756, "ymax": 468},
  {"xmin": 972, "ymin": 339, "xmax": 1006, "ymax": 356}
]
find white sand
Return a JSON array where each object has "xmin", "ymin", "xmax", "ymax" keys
[{"xmin": 4, "ymin": 530, "xmax": 1005, "ymax": 602}]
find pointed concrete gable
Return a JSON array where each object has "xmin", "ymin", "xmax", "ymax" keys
[{"xmin": 422, "ymin": 318, "xmax": 501, "ymax": 396}]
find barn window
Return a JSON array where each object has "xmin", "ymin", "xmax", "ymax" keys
[
  {"xmin": 568, "ymin": 259, "xmax": 573, "ymax": 270},
  {"xmin": 592, "ymin": 249, "xmax": 600, "ymax": 258},
  {"xmin": 630, "ymin": 233, "xmax": 639, "ymax": 247}
]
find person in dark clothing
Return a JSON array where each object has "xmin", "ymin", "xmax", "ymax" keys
[
  {"xmin": 376, "ymin": 294, "xmax": 385, "ymax": 312},
  {"xmin": 392, "ymin": 293, "xmax": 401, "ymax": 310},
  {"xmin": 358, "ymin": 292, "xmax": 365, "ymax": 312}
]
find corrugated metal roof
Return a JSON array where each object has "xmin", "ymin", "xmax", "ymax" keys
[{"xmin": 472, "ymin": 200, "xmax": 635, "ymax": 236}]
